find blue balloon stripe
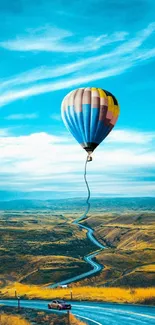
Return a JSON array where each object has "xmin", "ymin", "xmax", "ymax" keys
[
  {"xmin": 63, "ymin": 109, "xmax": 82, "ymax": 144},
  {"xmin": 90, "ymin": 108, "xmax": 100, "ymax": 143},
  {"xmin": 82, "ymin": 104, "xmax": 91, "ymax": 143},
  {"xmin": 94, "ymin": 121, "xmax": 103, "ymax": 144},
  {"xmin": 75, "ymin": 111, "xmax": 87, "ymax": 143},
  {"xmin": 68, "ymin": 105, "xmax": 82, "ymax": 141},
  {"xmin": 63, "ymin": 110, "xmax": 77, "ymax": 140},
  {"xmin": 100, "ymin": 125, "xmax": 113, "ymax": 142},
  {"xmin": 95, "ymin": 121, "xmax": 111, "ymax": 144},
  {"xmin": 68, "ymin": 105, "xmax": 86, "ymax": 143},
  {"xmin": 61, "ymin": 88, "xmax": 119, "ymax": 152},
  {"xmin": 94, "ymin": 121, "xmax": 107, "ymax": 144}
]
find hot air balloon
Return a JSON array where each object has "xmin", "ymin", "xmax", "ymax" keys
[{"xmin": 61, "ymin": 87, "xmax": 120, "ymax": 161}]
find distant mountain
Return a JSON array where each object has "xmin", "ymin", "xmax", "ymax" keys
[{"xmin": 0, "ymin": 197, "xmax": 154, "ymax": 211}]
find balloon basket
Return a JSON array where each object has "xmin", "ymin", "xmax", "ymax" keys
[{"xmin": 87, "ymin": 154, "xmax": 92, "ymax": 162}]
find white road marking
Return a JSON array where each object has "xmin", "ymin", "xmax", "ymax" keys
[
  {"xmin": 74, "ymin": 313, "xmax": 102, "ymax": 325},
  {"xmin": 72, "ymin": 305, "xmax": 155, "ymax": 319}
]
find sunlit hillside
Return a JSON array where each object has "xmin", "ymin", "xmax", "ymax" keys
[
  {"xmin": 0, "ymin": 210, "xmax": 95, "ymax": 286},
  {"xmin": 79, "ymin": 211, "xmax": 155, "ymax": 287},
  {"xmin": 0, "ymin": 198, "xmax": 155, "ymax": 291}
]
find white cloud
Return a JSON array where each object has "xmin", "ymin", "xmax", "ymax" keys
[
  {"xmin": 0, "ymin": 64, "xmax": 131, "ymax": 107},
  {"xmin": 5, "ymin": 113, "xmax": 38, "ymax": 120},
  {"xmin": 0, "ymin": 26, "xmax": 71, "ymax": 52},
  {"xmin": 0, "ymin": 23, "xmax": 154, "ymax": 108},
  {"xmin": 89, "ymin": 181, "xmax": 155, "ymax": 197},
  {"xmin": 1, "ymin": 23, "xmax": 154, "ymax": 87},
  {"xmin": 0, "ymin": 25, "xmax": 127, "ymax": 53},
  {"xmin": 106, "ymin": 130, "xmax": 155, "ymax": 144},
  {"xmin": 0, "ymin": 129, "xmax": 154, "ymax": 196},
  {"xmin": 0, "ymin": 21, "xmax": 154, "ymax": 54}
]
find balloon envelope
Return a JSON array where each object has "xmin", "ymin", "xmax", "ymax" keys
[{"xmin": 61, "ymin": 87, "xmax": 120, "ymax": 153}]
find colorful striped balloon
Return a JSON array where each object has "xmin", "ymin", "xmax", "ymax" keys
[{"xmin": 61, "ymin": 87, "xmax": 120, "ymax": 154}]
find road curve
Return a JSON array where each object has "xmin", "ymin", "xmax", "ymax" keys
[
  {"xmin": 0, "ymin": 299, "xmax": 155, "ymax": 325},
  {"xmin": 50, "ymin": 213, "xmax": 105, "ymax": 288}
]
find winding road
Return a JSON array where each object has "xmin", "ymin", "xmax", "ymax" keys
[
  {"xmin": 0, "ymin": 217, "xmax": 155, "ymax": 325},
  {"xmin": 50, "ymin": 213, "xmax": 105, "ymax": 288},
  {"xmin": 0, "ymin": 299, "xmax": 155, "ymax": 325},
  {"xmin": 49, "ymin": 158, "xmax": 105, "ymax": 288},
  {"xmin": 1, "ymin": 182, "xmax": 155, "ymax": 323}
]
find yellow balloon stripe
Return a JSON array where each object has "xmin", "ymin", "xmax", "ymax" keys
[
  {"xmin": 114, "ymin": 105, "xmax": 120, "ymax": 117},
  {"xmin": 107, "ymin": 95, "xmax": 114, "ymax": 113},
  {"xmin": 90, "ymin": 87, "xmax": 120, "ymax": 118},
  {"xmin": 64, "ymin": 87, "xmax": 120, "ymax": 117},
  {"xmin": 97, "ymin": 88, "xmax": 107, "ymax": 98}
]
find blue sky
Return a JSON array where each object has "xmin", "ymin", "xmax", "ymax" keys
[{"xmin": 0, "ymin": 0, "xmax": 155, "ymax": 199}]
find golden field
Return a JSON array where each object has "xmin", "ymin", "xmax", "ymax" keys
[
  {"xmin": 0, "ymin": 309, "xmax": 85, "ymax": 325},
  {"xmin": 0, "ymin": 314, "xmax": 30, "ymax": 325},
  {"xmin": 70, "ymin": 314, "xmax": 86, "ymax": 325},
  {"xmin": 1, "ymin": 283, "xmax": 155, "ymax": 305}
]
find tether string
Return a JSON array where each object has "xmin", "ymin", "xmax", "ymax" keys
[{"xmin": 84, "ymin": 155, "xmax": 91, "ymax": 217}]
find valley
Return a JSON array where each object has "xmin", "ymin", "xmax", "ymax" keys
[{"xmin": 0, "ymin": 197, "xmax": 155, "ymax": 289}]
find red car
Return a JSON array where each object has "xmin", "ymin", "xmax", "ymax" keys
[{"xmin": 48, "ymin": 300, "xmax": 71, "ymax": 310}]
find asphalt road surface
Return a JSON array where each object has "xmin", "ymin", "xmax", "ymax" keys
[
  {"xmin": 50, "ymin": 213, "xmax": 105, "ymax": 288},
  {"xmin": 0, "ymin": 299, "xmax": 155, "ymax": 325}
]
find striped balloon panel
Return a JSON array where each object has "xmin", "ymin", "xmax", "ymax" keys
[
  {"xmin": 62, "ymin": 93, "xmax": 83, "ymax": 144},
  {"xmin": 61, "ymin": 87, "xmax": 120, "ymax": 152}
]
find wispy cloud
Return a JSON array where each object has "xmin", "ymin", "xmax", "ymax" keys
[
  {"xmin": 0, "ymin": 23, "xmax": 155, "ymax": 107},
  {"xmin": 0, "ymin": 129, "xmax": 155, "ymax": 196},
  {"xmin": 5, "ymin": 113, "xmax": 38, "ymax": 120},
  {"xmin": 0, "ymin": 65, "xmax": 130, "ymax": 107},
  {"xmin": 0, "ymin": 26, "xmax": 71, "ymax": 52},
  {"xmin": 0, "ymin": 25, "xmax": 128, "ymax": 53}
]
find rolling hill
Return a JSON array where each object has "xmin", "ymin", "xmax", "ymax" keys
[{"xmin": 0, "ymin": 197, "xmax": 154, "ymax": 288}]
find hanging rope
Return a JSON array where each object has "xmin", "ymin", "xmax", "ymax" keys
[
  {"xmin": 84, "ymin": 154, "xmax": 91, "ymax": 217},
  {"xmin": 73, "ymin": 154, "xmax": 91, "ymax": 224}
]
